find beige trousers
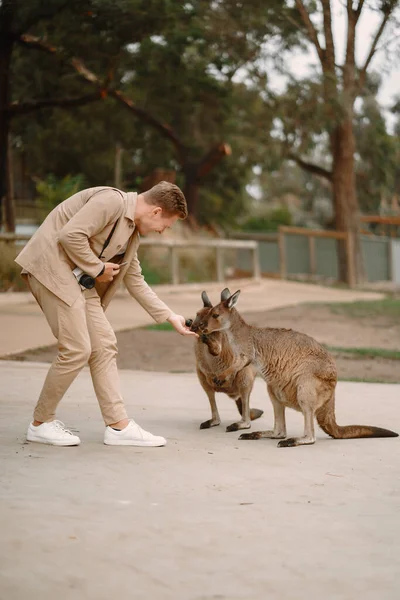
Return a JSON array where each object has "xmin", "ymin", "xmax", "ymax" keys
[{"xmin": 27, "ymin": 274, "xmax": 128, "ymax": 425}]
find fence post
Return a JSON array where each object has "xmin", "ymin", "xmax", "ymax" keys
[
  {"xmin": 278, "ymin": 227, "xmax": 287, "ymax": 280},
  {"xmin": 170, "ymin": 245, "xmax": 179, "ymax": 285},
  {"xmin": 388, "ymin": 238, "xmax": 393, "ymax": 282},
  {"xmin": 252, "ymin": 244, "xmax": 261, "ymax": 280},
  {"xmin": 216, "ymin": 246, "xmax": 224, "ymax": 282},
  {"xmin": 308, "ymin": 235, "xmax": 316, "ymax": 280},
  {"xmin": 345, "ymin": 231, "xmax": 356, "ymax": 287}
]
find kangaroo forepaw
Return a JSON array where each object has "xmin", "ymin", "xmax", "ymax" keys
[
  {"xmin": 200, "ymin": 419, "xmax": 221, "ymax": 430},
  {"xmin": 239, "ymin": 431, "xmax": 263, "ymax": 440},
  {"xmin": 226, "ymin": 421, "xmax": 251, "ymax": 433},
  {"xmin": 212, "ymin": 376, "xmax": 226, "ymax": 387}
]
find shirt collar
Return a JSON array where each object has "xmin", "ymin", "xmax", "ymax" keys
[{"xmin": 125, "ymin": 192, "xmax": 137, "ymax": 223}]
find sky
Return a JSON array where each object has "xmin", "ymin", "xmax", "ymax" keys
[{"xmin": 265, "ymin": 0, "xmax": 400, "ymax": 132}]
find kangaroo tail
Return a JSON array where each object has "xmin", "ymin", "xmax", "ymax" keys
[{"xmin": 316, "ymin": 393, "xmax": 398, "ymax": 439}]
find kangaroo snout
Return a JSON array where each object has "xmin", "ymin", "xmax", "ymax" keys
[
  {"xmin": 186, "ymin": 318, "xmax": 207, "ymax": 334},
  {"xmin": 188, "ymin": 315, "xmax": 209, "ymax": 334},
  {"xmin": 192, "ymin": 323, "xmax": 208, "ymax": 334}
]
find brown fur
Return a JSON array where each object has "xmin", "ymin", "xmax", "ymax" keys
[
  {"xmin": 190, "ymin": 290, "xmax": 263, "ymax": 432},
  {"xmin": 194, "ymin": 288, "xmax": 398, "ymax": 447}
]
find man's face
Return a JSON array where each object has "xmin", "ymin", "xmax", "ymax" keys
[{"xmin": 136, "ymin": 207, "xmax": 179, "ymax": 235}]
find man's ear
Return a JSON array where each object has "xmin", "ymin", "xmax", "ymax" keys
[{"xmin": 152, "ymin": 206, "xmax": 162, "ymax": 216}]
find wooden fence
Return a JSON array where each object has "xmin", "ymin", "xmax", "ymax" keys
[
  {"xmin": 0, "ymin": 233, "xmax": 261, "ymax": 285},
  {"xmin": 360, "ymin": 215, "xmax": 400, "ymax": 238}
]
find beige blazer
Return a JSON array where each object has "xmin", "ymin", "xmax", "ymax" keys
[{"xmin": 15, "ymin": 186, "xmax": 172, "ymax": 322}]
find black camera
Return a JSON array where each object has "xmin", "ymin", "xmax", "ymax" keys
[{"xmin": 72, "ymin": 267, "xmax": 95, "ymax": 289}]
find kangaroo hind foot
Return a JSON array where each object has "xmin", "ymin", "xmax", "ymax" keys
[
  {"xmin": 277, "ymin": 435, "xmax": 316, "ymax": 448},
  {"xmin": 239, "ymin": 429, "xmax": 286, "ymax": 441}
]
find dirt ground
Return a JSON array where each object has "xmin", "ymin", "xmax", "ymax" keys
[{"xmin": 10, "ymin": 303, "xmax": 400, "ymax": 383}]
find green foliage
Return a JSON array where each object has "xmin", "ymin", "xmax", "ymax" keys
[
  {"xmin": 35, "ymin": 174, "xmax": 85, "ymax": 220},
  {"xmin": 0, "ymin": 242, "xmax": 26, "ymax": 291},
  {"xmin": 5, "ymin": 0, "xmax": 400, "ymax": 235},
  {"xmin": 241, "ymin": 206, "xmax": 292, "ymax": 232},
  {"xmin": 355, "ymin": 91, "xmax": 400, "ymax": 213},
  {"xmin": 138, "ymin": 259, "xmax": 170, "ymax": 285}
]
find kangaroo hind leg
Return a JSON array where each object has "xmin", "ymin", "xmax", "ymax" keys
[
  {"xmin": 226, "ymin": 391, "xmax": 251, "ymax": 432},
  {"xmin": 240, "ymin": 386, "xmax": 286, "ymax": 440},
  {"xmin": 278, "ymin": 379, "xmax": 317, "ymax": 448}
]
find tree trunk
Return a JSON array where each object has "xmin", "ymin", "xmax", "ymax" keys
[
  {"xmin": 183, "ymin": 164, "xmax": 200, "ymax": 221},
  {"xmin": 331, "ymin": 118, "xmax": 364, "ymax": 285},
  {"xmin": 183, "ymin": 144, "xmax": 231, "ymax": 223},
  {"xmin": 0, "ymin": 36, "xmax": 13, "ymax": 230},
  {"xmin": 5, "ymin": 134, "xmax": 16, "ymax": 232}
]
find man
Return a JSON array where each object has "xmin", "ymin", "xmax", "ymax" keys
[{"xmin": 15, "ymin": 181, "xmax": 197, "ymax": 448}]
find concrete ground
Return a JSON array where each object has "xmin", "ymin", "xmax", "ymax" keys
[
  {"xmin": 1, "ymin": 361, "xmax": 399, "ymax": 600},
  {"xmin": 1, "ymin": 278, "xmax": 399, "ymax": 599}
]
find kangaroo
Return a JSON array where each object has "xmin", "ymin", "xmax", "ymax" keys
[
  {"xmin": 189, "ymin": 289, "xmax": 263, "ymax": 432},
  {"xmin": 194, "ymin": 288, "xmax": 398, "ymax": 447}
]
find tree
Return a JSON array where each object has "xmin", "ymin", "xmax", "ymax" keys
[
  {"xmin": 0, "ymin": 0, "xmax": 99, "ymax": 230},
  {"xmin": 355, "ymin": 77, "xmax": 400, "ymax": 213},
  {"xmin": 0, "ymin": 0, "xmax": 173, "ymax": 230},
  {"xmin": 11, "ymin": 1, "xmax": 290, "ymax": 222},
  {"xmin": 274, "ymin": 0, "xmax": 400, "ymax": 283}
]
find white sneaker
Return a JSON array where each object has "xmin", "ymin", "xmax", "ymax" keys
[
  {"xmin": 27, "ymin": 420, "xmax": 81, "ymax": 446},
  {"xmin": 104, "ymin": 420, "xmax": 166, "ymax": 447}
]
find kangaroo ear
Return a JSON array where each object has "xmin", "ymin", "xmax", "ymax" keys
[
  {"xmin": 220, "ymin": 288, "xmax": 231, "ymax": 302},
  {"xmin": 201, "ymin": 291, "xmax": 212, "ymax": 308},
  {"xmin": 226, "ymin": 290, "xmax": 241, "ymax": 309}
]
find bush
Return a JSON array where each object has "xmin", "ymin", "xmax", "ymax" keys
[
  {"xmin": 241, "ymin": 206, "xmax": 292, "ymax": 232},
  {"xmin": 0, "ymin": 242, "xmax": 26, "ymax": 291},
  {"xmin": 36, "ymin": 174, "xmax": 85, "ymax": 221}
]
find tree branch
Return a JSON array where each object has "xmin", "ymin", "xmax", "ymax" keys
[
  {"xmin": 110, "ymin": 89, "xmax": 186, "ymax": 162},
  {"xmin": 321, "ymin": 0, "xmax": 335, "ymax": 70},
  {"xmin": 17, "ymin": 1, "xmax": 72, "ymax": 36},
  {"xmin": 18, "ymin": 34, "xmax": 187, "ymax": 163},
  {"xmin": 294, "ymin": 0, "xmax": 325, "ymax": 65},
  {"xmin": 287, "ymin": 152, "xmax": 333, "ymax": 181},
  {"xmin": 357, "ymin": 1, "xmax": 397, "ymax": 89},
  {"xmin": 344, "ymin": 0, "xmax": 357, "ymax": 92},
  {"xmin": 355, "ymin": 0, "xmax": 365, "ymax": 23},
  {"xmin": 8, "ymin": 92, "xmax": 102, "ymax": 117},
  {"xmin": 195, "ymin": 143, "xmax": 232, "ymax": 180}
]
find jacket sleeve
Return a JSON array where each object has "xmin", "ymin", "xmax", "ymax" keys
[
  {"xmin": 123, "ymin": 253, "xmax": 172, "ymax": 323},
  {"xmin": 58, "ymin": 189, "xmax": 123, "ymax": 278}
]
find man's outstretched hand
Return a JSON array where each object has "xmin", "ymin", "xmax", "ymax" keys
[{"xmin": 168, "ymin": 313, "xmax": 198, "ymax": 337}]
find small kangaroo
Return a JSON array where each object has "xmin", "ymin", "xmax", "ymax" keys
[
  {"xmin": 194, "ymin": 288, "xmax": 398, "ymax": 447},
  {"xmin": 189, "ymin": 289, "xmax": 263, "ymax": 432}
]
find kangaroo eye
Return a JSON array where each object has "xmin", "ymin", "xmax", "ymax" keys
[{"xmin": 212, "ymin": 313, "xmax": 219, "ymax": 319}]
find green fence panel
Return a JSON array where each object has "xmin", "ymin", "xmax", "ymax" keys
[
  {"xmin": 315, "ymin": 237, "xmax": 339, "ymax": 279},
  {"xmin": 361, "ymin": 236, "xmax": 390, "ymax": 281},
  {"xmin": 286, "ymin": 235, "xmax": 309, "ymax": 275}
]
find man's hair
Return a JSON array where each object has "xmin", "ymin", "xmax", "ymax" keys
[{"xmin": 143, "ymin": 181, "xmax": 188, "ymax": 219}]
